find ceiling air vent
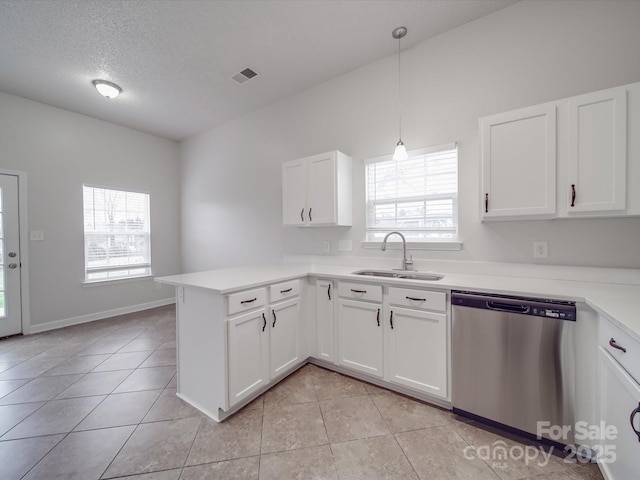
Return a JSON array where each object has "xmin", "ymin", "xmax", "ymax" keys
[{"xmin": 232, "ymin": 67, "xmax": 258, "ymax": 84}]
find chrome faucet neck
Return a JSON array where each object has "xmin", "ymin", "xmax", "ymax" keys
[{"xmin": 380, "ymin": 231, "xmax": 413, "ymax": 270}]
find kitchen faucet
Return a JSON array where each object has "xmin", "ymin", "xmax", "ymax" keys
[{"xmin": 380, "ymin": 231, "xmax": 414, "ymax": 271}]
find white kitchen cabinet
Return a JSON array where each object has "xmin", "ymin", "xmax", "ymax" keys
[
  {"xmin": 337, "ymin": 297, "xmax": 383, "ymax": 378},
  {"xmin": 282, "ymin": 150, "xmax": 352, "ymax": 226},
  {"xmin": 480, "ymin": 103, "xmax": 557, "ymax": 220},
  {"xmin": 228, "ymin": 308, "xmax": 270, "ymax": 406},
  {"xmin": 565, "ymin": 86, "xmax": 627, "ymax": 215},
  {"xmin": 598, "ymin": 348, "xmax": 640, "ymax": 480},
  {"xmin": 315, "ymin": 279, "xmax": 335, "ymax": 362},
  {"xmin": 386, "ymin": 287, "xmax": 448, "ymax": 398},
  {"xmin": 270, "ymin": 297, "xmax": 301, "ymax": 378},
  {"xmin": 596, "ymin": 315, "xmax": 640, "ymax": 479}
]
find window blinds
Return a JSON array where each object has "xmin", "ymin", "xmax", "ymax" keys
[
  {"xmin": 365, "ymin": 144, "xmax": 458, "ymax": 241},
  {"xmin": 83, "ymin": 185, "xmax": 151, "ymax": 281}
]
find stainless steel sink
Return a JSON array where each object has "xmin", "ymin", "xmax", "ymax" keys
[{"xmin": 352, "ymin": 269, "xmax": 444, "ymax": 281}]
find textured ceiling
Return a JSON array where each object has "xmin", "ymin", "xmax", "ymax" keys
[{"xmin": 0, "ymin": 0, "xmax": 516, "ymax": 141}]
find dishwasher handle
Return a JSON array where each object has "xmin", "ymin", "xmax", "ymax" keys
[{"xmin": 486, "ymin": 301, "xmax": 530, "ymax": 314}]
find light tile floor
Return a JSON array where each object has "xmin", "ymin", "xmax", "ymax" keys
[{"xmin": 0, "ymin": 305, "xmax": 604, "ymax": 480}]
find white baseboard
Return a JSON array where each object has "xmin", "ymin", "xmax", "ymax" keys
[{"xmin": 27, "ymin": 297, "xmax": 176, "ymax": 334}]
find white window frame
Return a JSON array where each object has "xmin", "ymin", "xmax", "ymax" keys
[
  {"xmin": 82, "ymin": 184, "xmax": 152, "ymax": 284},
  {"xmin": 363, "ymin": 142, "xmax": 461, "ymax": 250}
]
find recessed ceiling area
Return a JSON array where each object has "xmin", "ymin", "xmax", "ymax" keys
[{"xmin": 0, "ymin": 0, "xmax": 516, "ymax": 141}]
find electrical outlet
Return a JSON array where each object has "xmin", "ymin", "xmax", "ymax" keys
[
  {"xmin": 533, "ymin": 241, "xmax": 548, "ymax": 258},
  {"xmin": 323, "ymin": 240, "xmax": 331, "ymax": 253},
  {"xmin": 338, "ymin": 239, "xmax": 352, "ymax": 252}
]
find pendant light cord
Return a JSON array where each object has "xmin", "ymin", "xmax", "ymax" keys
[{"xmin": 397, "ymin": 33, "xmax": 402, "ymax": 141}]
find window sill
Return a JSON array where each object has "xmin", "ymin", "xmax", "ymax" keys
[
  {"xmin": 362, "ymin": 240, "xmax": 463, "ymax": 251},
  {"xmin": 83, "ymin": 274, "xmax": 154, "ymax": 287}
]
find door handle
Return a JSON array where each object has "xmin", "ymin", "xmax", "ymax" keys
[
  {"xmin": 309, "ymin": 208, "xmax": 312, "ymax": 222},
  {"xmin": 262, "ymin": 313, "xmax": 266, "ymax": 332},
  {"xmin": 327, "ymin": 284, "xmax": 331, "ymax": 300},
  {"xmin": 571, "ymin": 184, "xmax": 576, "ymax": 207},
  {"xmin": 376, "ymin": 308, "xmax": 380, "ymax": 327},
  {"xmin": 390, "ymin": 310, "xmax": 394, "ymax": 329},
  {"xmin": 272, "ymin": 310, "xmax": 277, "ymax": 328},
  {"xmin": 630, "ymin": 403, "xmax": 640, "ymax": 443},
  {"xmin": 300, "ymin": 208, "xmax": 304, "ymax": 222}
]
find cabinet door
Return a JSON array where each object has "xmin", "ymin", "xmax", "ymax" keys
[
  {"xmin": 598, "ymin": 347, "xmax": 640, "ymax": 480},
  {"xmin": 228, "ymin": 309, "xmax": 269, "ymax": 406},
  {"xmin": 387, "ymin": 307, "xmax": 447, "ymax": 398},
  {"xmin": 337, "ymin": 299, "xmax": 383, "ymax": 377},
  {"xmin": 270, "ymin": 298, "xmax": 301, "ymax": 378},
  {"xmin": 315, "ymin": 280, "xmax": 334, "ymax": 362},
  {"xmin": 282, "ymin": 159, "xmax": 307, "ymax": 225},
  {"xmin": 307, "ymin": 153, "xmax": 337, "ymax": 225},
  {"xmin": 567, "ymin": 87, "xmax": 627, "ymax": 214},
  {"xmin": 481, "ymin": 103, "xmax": 556, "ymax": 219}
]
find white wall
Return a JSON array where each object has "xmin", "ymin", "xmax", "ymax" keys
[
  {"xmin": 180, "ymin": 0, "xmax": 640, "ymax": 272},
  {"xmin": 0, "ymin": 92, "xmax": 180, "ymax": 330}
]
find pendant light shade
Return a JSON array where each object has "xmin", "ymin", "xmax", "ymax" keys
[
  {"xmin": 391, "ymin": 26, "xmax": 407, "ymax": 161},
  {"xmin": 92, "ymin": 79, "xmax": 122, "ymax": 99},
  {"xmin": 393, "ymin": 140, "xmax": 408, "ymax": 161}
]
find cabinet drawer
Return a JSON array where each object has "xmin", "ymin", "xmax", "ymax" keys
[
  {"xmin": 338, "ymin": 282, "xmax": 382, "ymax": 303},
  {"xmin": 388, "ymin": 287, "xmax": 446, "ymax": 312},
  {"xmin": 600, "ymin": 316, "xmax": 640, "ymax": 383},
  {"xmin": 227, "ymin": 287, "xmax": 267, "ymax": 316},
  {"xmin": 270, "ymin": 279, "xmax": 301, "ymax": 303}
]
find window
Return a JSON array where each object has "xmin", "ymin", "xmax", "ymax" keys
[
  {"xmin": 365, "ymin": 143, "xmax": 458, "ymax": 242},
  {"xmin": 83, "ymin": 185, "xmax": 151, "ymax": 282}
]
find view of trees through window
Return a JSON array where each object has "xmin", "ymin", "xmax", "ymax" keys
[{"xmin": 83, "ymin": 185, "xmax": 151, "ymax": 281}]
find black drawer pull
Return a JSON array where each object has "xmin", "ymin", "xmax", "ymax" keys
[
  {"xmin": 609, "ymin": 338, "xmax": 627, "ymax": 353},
  {"xmin": 406, "ymin": 296, "xmax": 426, "ymax": 302},
  {"xmin": 280, "ymin": 288, "xmax": 292, "ymax": 294},
  {"xmin": 571, "ymin": 184, "xmax": 576, "ymax": 207},
  {"xmin": 240, "ymin": 298, "xmax": 257, "ymax": 304},
  {"xmin": 351, "ymin": 289, "xmax": 367, "ymax": 294}
]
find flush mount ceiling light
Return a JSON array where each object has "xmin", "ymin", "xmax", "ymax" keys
[
  {"xmin": 392, "ymin": 26, "xmax": 408, "ymax": 161},
  {"xmin": 92, "ymin": 79, "xmax": 122, "ymax": 99}
]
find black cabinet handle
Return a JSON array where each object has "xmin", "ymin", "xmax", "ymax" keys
[
  {"xmin": 631, "ymin": 403, "xmax": 640, "ymax": 443},
  {"xmin": 280, "ymin": 288, "xmax": 292, "ymax": 294},
  {"xmin": 351, "ymin": 289, "xmax": 367, "ymax": 294},
  {"xmin": 309, "ymin": 208, "xmax": 312, "ymax": 222},
  {"xmin": 327, "ymin": 284, "xmax": 331, "ymax": 300},
  {"xmin": 262, "ymin": 313, "xmax": 266, "ymax": 332},
  {"xmin": 609, "ymin": 337, "xmax": 627, "ymax": 353},
  {"xmin": 571, "ymin": 184, "xmax": 576, "ymax": 207},
  {"xmin": 485, "ymin": 193, "xmax": 489, "ymax": 213},
  {"xmin": 406, "ymin": 296, "xmax": 426, "ymax": 302},
  {"xmin": 390, "ymin": 310, "xmax": 394, "ymax": 329},
  {"xmin": 241, "ymin": 298, "xmax": 257, "ymax": 304},
  {"xmin": 300, "ymin": 208, "xmax": 304, "ymax": 222},
  {"xmin": 376, "ymin": 308, "xmax": 380, "ymax": 327},
  {"xmin": 272, "ymin": 310, "xmax": 277, "ymax": 328}
]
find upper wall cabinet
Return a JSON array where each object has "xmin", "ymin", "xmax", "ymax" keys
[
  {"xmin": 480, "ymin": 103, "xmax": 557, "ymax": 220},
  {"xmin": 282, "ymin": 150, "xmax": 352, "ymax": 227},
  {"xmin": 563, "ymin": 87, "xmax": 627, "ymax": 216},
  {"xmin": 481, "ymin": 81, "xmax": 640, "ymax": 221}
]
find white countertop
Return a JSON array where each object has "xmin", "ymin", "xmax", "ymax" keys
[{"xmin": 155, "ymin": 262, "xmax": 640, "ymax": 343}]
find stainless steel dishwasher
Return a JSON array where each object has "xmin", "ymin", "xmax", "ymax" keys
[{"xmin": 451, "ymin": 290, "xmax": 577, "ymax": 445}]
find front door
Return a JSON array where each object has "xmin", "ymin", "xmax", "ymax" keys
[{"xmin": 0, "ymin": 174, "xmax": 22, "ymax": 337}]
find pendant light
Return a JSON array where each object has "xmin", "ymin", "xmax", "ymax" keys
[{"xmin": 392, "ymin": 26, "xmax": 408, "ymax": 161}]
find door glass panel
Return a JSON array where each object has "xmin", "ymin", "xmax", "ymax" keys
[{"xmin": 0, "ymin": 186, "xmax": 5, "ymax": 319}]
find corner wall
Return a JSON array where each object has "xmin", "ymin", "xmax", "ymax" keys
[{"xmin": 0, "ymin": 92, "xmax": 181, "ymax": 331}]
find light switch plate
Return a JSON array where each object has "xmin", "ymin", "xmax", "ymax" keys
[
  {"xmin": 323, "ymin": 240, "xmax": 331, "ymax": 253},
  {"xmin": 30, "ymin": 230, "xmax": 45, "ymax": 241}
]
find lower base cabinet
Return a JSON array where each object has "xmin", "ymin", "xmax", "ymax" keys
[
  {"xmin": 270, "ymin": 297, "xmax": 301, "ymax": 378},
  {"xmin": 337, "ymin": 298, "xmax": 383, "ymax": 377},
  {"xmin": 387, "ymin": 306, "xmax": 447, "ymax": 397},
  {"xmin": 598, "ymin": 347, "xmax": 640, "ymax": 479},
  {"xmin": 228, "ymin": 308, "xmax": 269, "ymax": 405}
]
